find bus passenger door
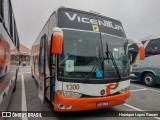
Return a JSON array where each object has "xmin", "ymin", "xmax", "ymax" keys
[{"xmin": 38, "ymin": 34, "xmax": 46, "ymax": 103}]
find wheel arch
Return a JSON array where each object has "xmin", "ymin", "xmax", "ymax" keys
[{"xmin": 141, "ymin": 70, "xmax": 156, "ymax": 82}]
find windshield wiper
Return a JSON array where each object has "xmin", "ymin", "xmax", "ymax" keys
[
  {"xmin": 59, "ymin": 49, "xmax": 76, "ymax": 65},
  {"xmin": 84, "ymin": 57, "xmax": 103, "ymax": 82},
  {"xmin": 105, "ymin": 42, "xmax": 121, "ymax": 82},
  {"xmin": 84, "ymin": 41, "xmax": 122, "ymax": 83},
  {"xmin": 106, "ymin": 52, "xmax": 121, "ymax": 82}
]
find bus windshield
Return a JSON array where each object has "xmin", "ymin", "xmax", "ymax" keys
[
  {"xmin": 58, "ymin": 29, "xmax": 102, "ymax": 79},
  {"xmin": 102, "ymin": 33, "xmax": 130, "ymax": 79},
  {"xmin": 57, "ymin": 29, "xmax": 129, "ymax": 81}
]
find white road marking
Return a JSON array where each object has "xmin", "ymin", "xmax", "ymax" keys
[
  {"xmin": 124, "ymin": 103, "xmax": 143, "ymax": 111},
  {"xmin": 18, "ymin": 72, "xmax": 31, "ymax": 75},
  {"xmin": 124, "ymin": 103, "xmax": 160, "ymax": 120},
  {"xmin": 19, "ymin": 72, "xmax": 31, "ymax": 74},
  {"xmin": 130, "ymin": 88, "xmax": 147, "ymax": 92},
  {"xmin": 131, "ymin": 84, "xmax": 160, "ymax": 93},
  {"xmin": 131, "ymin": 84, "xmax": 144, "ymax": 89},
  {"xmin": 21, "ymin": 74, "xmax": 28, "ymax": 120},
  {"xmin": 147, "ymin": 88, "xmax": 160, "ymax": 93}
]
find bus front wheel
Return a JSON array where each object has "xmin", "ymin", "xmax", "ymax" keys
[
  {"xmin": 32, "ymin": 74, "xmax": 34, "ymax": 79},
  {"xmin": 142, "ymin": 73, "xmax": 156, "ymax": 87}
]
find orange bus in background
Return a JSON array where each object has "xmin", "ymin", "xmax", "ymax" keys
[
  {"xmin": 31, "ymin": 7, "xmax": 144, "ymax": 111},
  {"xmin": 0, "ymin": 0, "xmax": 20, "ymax": 112}
]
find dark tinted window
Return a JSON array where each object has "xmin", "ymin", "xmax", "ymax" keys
[
  {"xmin": 14, "ymin": 21, "xmax": 17, "ymax": 42},
  {"xmin": 39, "ymin": 34, "xmax": 46, "ymax": 73},
  {"xmin": 145, "ymin": 39, "xmax": 160, "ymax": 57},
  {"xmin": 9, "ymin": 1, "xmax": 13, "ymax": 38},
  {"xmin": 142, "ymin": 40, "xmax": 146, "ymax": 45},
  {"xmin": 3, "ymin": 0, "xmax": 14, "ymax": 40},
  {"xmin": 3, "ymin": 0, "xmax": 10, "ymax": 31},
  {"xmin": 11, "ymin": 14, "xmax": 15, "ymax": 41},
  {"xmin": 0, "ymin": 0, "xmax": 3, "ymax": 18}
]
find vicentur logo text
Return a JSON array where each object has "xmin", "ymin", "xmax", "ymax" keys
[{"xmin": 65, "ymin": 12, "xmax": 124, "ymax": 32}]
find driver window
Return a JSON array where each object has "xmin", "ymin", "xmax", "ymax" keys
[{"xmin": 128, "ymin": 43, "xmax": 139, "ymax": 64}]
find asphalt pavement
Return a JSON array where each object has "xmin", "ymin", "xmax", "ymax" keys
[{"xmin": 4, "ymin": 67, "xmax": 160, "ymax": 120}]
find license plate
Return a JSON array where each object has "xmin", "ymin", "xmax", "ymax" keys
[{"xmin": 97, "ymin": 101, "xmax": 109, "ymax": 107}]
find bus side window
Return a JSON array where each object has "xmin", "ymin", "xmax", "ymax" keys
[
  {"xmin": 0, "ymin": 0, "xmax": 3, "ymax": 18},
  {"xmin": 8, "ymin": 1, "xmax": 13, "ymax": 39},
  {"xmin": 39, "ymin": 34, "xmax": 46, "ymax": 74},
  {"xmin": 3, "ymin": 0, "xmax": 10, "ymax": 33},
  {"xmin": 145, "ymin": 39, "xmax": 160, "ymax": 57}
]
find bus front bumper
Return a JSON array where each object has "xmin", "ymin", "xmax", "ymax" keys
[{"xmin": 53, "ymin": 91, "xmax": 130, "ymax": 112}]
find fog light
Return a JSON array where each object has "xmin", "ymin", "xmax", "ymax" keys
[
  {"xmin": 119, "ymin": 89, "xmax": 125, "ymax": 93},
  {"xmin": 57, "ymin": 90, "xmax": 82, "ymax": 98},
  {"xmin": 57, "ymin": 103, "xmax": 65, "ymax": 109},
  {"xmin": 66, "ymin": 105, "xmax": 72, "ymax": 110}
]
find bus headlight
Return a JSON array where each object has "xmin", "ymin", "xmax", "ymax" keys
[
  {"xmin": 119, "ymin": 87, "xmax": 130, "ymax": 94},
  {"xmin": 57, "ymin": 90, "xmax": 82, "ymax": 98}
]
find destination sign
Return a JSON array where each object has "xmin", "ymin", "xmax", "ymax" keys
[{"xmin": 58, "ymin": 9, "xmax": 126, "ymax": 38}]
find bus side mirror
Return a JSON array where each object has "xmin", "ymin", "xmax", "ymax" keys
[
  {"xmin": 129, "ymin": 48, "xmax": 138, "ymax": 64},
  {"xmin": 139, "ymin": 46, "xmax": 145, "ymax": 60},
  {"xmin": 51, "ymin": 27, "xmax": 63, "ymax": 54}
]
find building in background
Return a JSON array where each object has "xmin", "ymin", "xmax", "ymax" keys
[{"xmin": 19, "ymin": 44, "xmax": 31, "ymax": 66}]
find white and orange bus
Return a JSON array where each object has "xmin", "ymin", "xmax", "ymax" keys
[
  {"xmin": 31, "ymin": 7, "xmax": 144, "ymax": 111},
  {"xmin": 0, "ymin": 0, "xmax": 20, "ymax": 112}
]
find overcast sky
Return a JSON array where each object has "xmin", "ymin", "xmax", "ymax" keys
[{"xmin": 11, "ymin": 0, "xmax": 160, "ymax": 49}]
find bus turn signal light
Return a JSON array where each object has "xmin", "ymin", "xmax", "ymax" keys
[{"xmin": 139, "ymin": 46, "xmax": 145, "ymax": 60}]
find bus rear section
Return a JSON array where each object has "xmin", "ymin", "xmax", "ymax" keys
[{"xmin": 31, "ymin": 7, "xmax": 144, "ymax": 111}]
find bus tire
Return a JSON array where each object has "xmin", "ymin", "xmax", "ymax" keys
[
  {"xmin": 32, "ymin": 74, "xmax": 34, "ymax": 79},
  {"xmin": 13, "ymin": 83, "xmax": 16, "ymax": 92},
  {"xmin": 142, "ymin": 73, "xmax": 156, "ymax": 87},
  {"xmin": 13, "ymin": 75, "xmax": 18, "ymax": 92},
  {"xmin": 45, "ymin": 97, "xmax": 51, "ymax": 104}
]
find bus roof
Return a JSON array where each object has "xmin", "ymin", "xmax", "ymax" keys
[
  {"xmin": 57, "ymin": 7, "xmax": 122, "ymax": 23},
  {"xmin": 128, "ymin": 39, "xmax": 142, "ymax": 44},
  {"xmin": 57, "ymin": 7, "xmax": 126, "ymax": 38},
  {"xmin": 140, "ymin": 33, "xmax": 160, "ymax": 41}
]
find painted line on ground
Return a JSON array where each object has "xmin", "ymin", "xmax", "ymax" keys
[
  {"xmin": 18, "ymin": 72, "xmax": 31, "ymax": 75},
  {"xmin": 124, "ymin": 103, "xmax": 160, "ymax": 120},
  {"xmin": 131, "ymin": 84, "xmax": 160, "ymax": 93},
  {"xmin": 147, "ymin": 88, "xmax": 160, "ymax": 93},
  {"xmin": 130, "ymin": 84, "xmax": 144, "ymax": 89},
  {"xmin": 20, "ymin": 72, "xmax": 31, "ymax": 74},
  {"xmin": 124, "ymin": 103, "xmax": 142, "ymax": 111},
  {"xmin": 21, "ymin": 74, "xmax": 28, "ymax": 120},
  {"xmin": 130, "ymin": 88, "xmax": 147, "ymax": 92}
]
